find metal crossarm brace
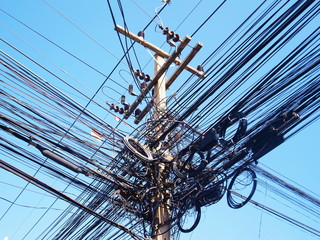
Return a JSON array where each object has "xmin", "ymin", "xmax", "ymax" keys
[{"xmin": 134, "ymin": 99, "xmax": 154, "ymax": 124}]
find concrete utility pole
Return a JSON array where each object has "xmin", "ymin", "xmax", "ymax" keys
[
  {"xmin": 153, "ymin": 54, "xmax": 166, "ymax": 120},
  {"xmin": 115, "ymin": 25, "xmax": 204, "ymax": 240},
  {"xmin": 152, "ymin": 54, "xmax": 170, "ymax": 240}
]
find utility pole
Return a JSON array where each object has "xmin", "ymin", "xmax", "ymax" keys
[
  {"xmin": 152, "ymin": 54, "xmax": 169, "ymax": 240},
  {"xmin": 153, "ymin": 54, "xmax": 166, "ymax": 120},
  {"xmin": 115, "ymin": 25, "xmax": 204, "ymax": 240}
]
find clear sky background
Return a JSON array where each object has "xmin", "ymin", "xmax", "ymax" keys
[{"xmin": 0, "ymin": 1, "xmax": 319, "ymax": 240}]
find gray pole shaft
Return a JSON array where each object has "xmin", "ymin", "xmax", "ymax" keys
[{"xmin": 153, "ymin": 54, "xmax": 171, "ymax": 240}]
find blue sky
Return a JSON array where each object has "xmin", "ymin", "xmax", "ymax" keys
[{"xmin": 0, "ymin": 1, "xmax": 319, "ymax": 239}]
